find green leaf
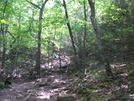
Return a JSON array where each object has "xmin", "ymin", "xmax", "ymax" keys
[
  {"xmin": 0, "ymin": 36, "xmax": 3, "ymax": 41},
  {"xmin": 0, "ymin": 19, "xmax": 11, "ymax": 24}
]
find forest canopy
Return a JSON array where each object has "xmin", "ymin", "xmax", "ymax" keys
[
  {"xmin": 0, "ymin": 0, "xmax": 134, "ymax": 100},
  {"xmin": 0, "ymin": 0, "xmax": 134, "ymax": 78}
]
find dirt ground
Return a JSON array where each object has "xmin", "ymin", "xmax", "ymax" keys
[{"xmin": 0, "ymin": 67, "xmax": 78, "ymax": 101}]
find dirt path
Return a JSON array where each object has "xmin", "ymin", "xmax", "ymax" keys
[{"xmin": 0, "ymin": 68, "xmax": 78, "ymax": 101}]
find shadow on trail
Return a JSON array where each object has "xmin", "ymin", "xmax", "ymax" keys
[{"xmin": 0, "ymin": 65, "xmax": 78, "ymax": 101}]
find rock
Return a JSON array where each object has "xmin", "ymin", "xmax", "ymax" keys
[
  {"xmin": 123, "ymin": 94, "xmax": 134, "ymax": 100},
  {"xmin": 36, "ymin": 99, "xmax": 49, "ymax": 101},
  {"xmin": 26, "ymin": 95, "xmax": 36, "ymax": 101},
  {"xmin": 0, "ymin": 99, "xmax": 12, "ymax": 101},
  {"xmin": 36, "ymin": 91, "xmax": 50, "ymax": 97},
  {"xmin": 38, "ymin": 82, "xmax": 49, "ymax": 87},
  {"xmin": 36, "ymin": 78, "xmax": 47, "ymax": 83},
  {"xmin": 47, "ymin": 76, "xmax": 55, "ymax": 82},
  {"xmin": 61, "ymin": 82, "xmax": 66, "ymax": 85},
  {"xmin": 57, "ymin": 94, "xmax": 76, "ymax": 101},
  {"xmin": 35, "ymin": 78, "xmax": 49, "ymax": 87},
  {"xmin": 16, "ymin": 94, "xmax": 24, "ymax": 99},
  {"xmin": 51, "ymin": 84, "xmax": 60, "ymax": 89}
]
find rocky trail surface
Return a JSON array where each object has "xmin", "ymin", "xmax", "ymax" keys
[{"xmin": 0, "ymin": 67, "xmax": 79, "ymax": 101}]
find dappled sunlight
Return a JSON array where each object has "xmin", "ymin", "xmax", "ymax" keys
[
  {"xmin": 54, "ymin": 78, "xmax": 67, "ymax": 84},
  {"xmin": 75, "ymin": 62, "xmax": 134, "ymax": 100},
  {"xmin": 0, "ymin": 0, "xmax": 133, "ymax": 101},
  {"xmin": 120, "ymin": 72, "xmax": 128, "ymax": 77},
  {"xmin": 36, "ymin": 91, "xmax": 50, "ymax": 99},
  {"xmin": 121, "ymin": 84, "xmax": 128, "ymax": 89},
  {"xmin": 40, "ymin": 55, "xmax": 70, "ymax": 69},
  {"xmin": 0, "ymin": 65, "xmax": 75, "ymax": 100}
]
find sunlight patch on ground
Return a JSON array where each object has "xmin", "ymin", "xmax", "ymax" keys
[
  {"xmin": 111, "ymin": 63, "xmax": 127, "ymax": 68},
  {"xmin": 121, "ymin": 84, "xmax": 128, "ymax": 89},
  {"xmin": 120, "ymin": 73, "xmax": 128, "ymax": 77},
  {"xmin": 54, "ymin": 78, "xmax": 66, "ymax": 83},
  {"xmin": 36, "ymin": 91, "xmax": 50, "ymax": 99}
]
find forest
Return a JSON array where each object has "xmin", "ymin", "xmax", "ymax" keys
[{"xmin": 0, "ymin": 0, "xmax": 134, "ymax": 100}]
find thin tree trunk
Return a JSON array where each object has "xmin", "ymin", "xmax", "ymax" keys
[
  {"xmin": 1, "ymin": 24, "xmax": 7, "ymax": 67},
  {"xmin": 62, "ymin": 0, "xmax": 79, "ymax": 67},
  {"xmin": 82, "ymin": 0, "xmax": 88, "ymax": 75},
  {"xmin": 27, "ymin": 0, "xmax": 48, "ymax": 75},
  {"xmin": 88, "ymin": 0, "xmax": 113, "ymax": 76},
  {"xmin": 1, "ymin": 0, "xmax": 9, "ymax": 67},
  {"xmin": 88, "ymin": 0, "xmax": 102, "ymax": 48},
  {"xmin": 83, "ymin": 0, "xmax": 87, "ymax": 54}
]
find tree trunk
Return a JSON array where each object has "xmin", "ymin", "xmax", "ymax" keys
[
  {"xmin": 83, "ymin": 0, "xmax": 87, "ymax": 54},
  {"xmin": 88, "ymin": 0, "xmax": 113, "ymax": 76},
  {"xmin": 82, "ymin": 0, "xmax": 88, "ymax": 75},
  {"xmin": 1, "ymin": 0, "xmax": 9, "ymax": 68},
  {"xmin": 62, "ymin": 0, "xmax": 79, "ymax": 68},
  {"xmin": 27, "ymin": 0, "xmax": 48, "ymax": 75},
  {"xmin": 35, "ymin": 8, "xmax": 43, "ymax": 75}
]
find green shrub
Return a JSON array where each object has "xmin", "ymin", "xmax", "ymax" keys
[{"xmin": 0, "ymin": 82, "xmax": 4, "ymax": 89}]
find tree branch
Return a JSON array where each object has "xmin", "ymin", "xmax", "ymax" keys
[
  {"xmin": 42, "ymin": 0, "xmax": 48, "ymax": 8},
  {"xmin": 26, "ymin": 0, "xmax": 41, "ymax": 9},
  {"xmin": 6, "ymin": 31, "xmax": 15, "ymax": 39}
]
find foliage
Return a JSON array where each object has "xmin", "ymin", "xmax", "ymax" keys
[
  {"xmin": 0, "ymin": 82, "xmax": 4, "ymax": 89},
  {"xmin": 0, "ymin": 82, "xmax": 11, "ymax": 89},
  {"xmin": 0, "ymin": 1, "xmax": 134, "ymax": 99}
]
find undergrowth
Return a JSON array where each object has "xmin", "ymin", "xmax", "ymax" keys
[
  {"xmin": 0, "ymin": 82, "xmax": 11, "ymax": 89},
  {"xmin": 72, "ymin": 63, "xmax": 134, "ymax": 101}
]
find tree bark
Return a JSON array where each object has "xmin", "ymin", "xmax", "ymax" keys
[
  {"xmin": 82, "ymin": 0, "xmax": 88, "ymax": 75},
  {"xmin": 88, "ymin": 0, "xmax": 113, "ymax": 76},
  {"xmin": 27, "ymin": 0, "xmax": 48, "ymax": 75},
  {"xmin": 62, "ymin": 0, "xmax": 79, "ymax": 68},
  {"xmin": 83, "ymin": 0, "xmax": 87, "ymax": 54},
  {"xmin": 62, "ymin": 0, "xmax": 77, "ymax": 58},
  {"xmin": 1, "ymin": 0, "xmax": 9, "ymax": 68}
]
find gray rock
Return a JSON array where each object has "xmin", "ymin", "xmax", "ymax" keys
[
  {"xmin": 57, "ymin": 94, "xmax": 76, "ymax": 101},
  {"xmin": 26, "ymin": 95, "xmax": 36, "ymax": 101},
  {"xmin": 47, "ymin": 76, "xmax": 55, "ymax": 82},
  {"xmin": 0, "ymin": 99, "xmax": 12, "ymax": 101},
  {"xmin": 35, "ymin": 78, "xmax": 49, "ymax": 87},
  {"xmin": 123, "ymin": 94, "xmax": 134, "ymax": 100},
  {"xmin": 38, "ymin": 82, "xmax": 49, "ymax": 87}
]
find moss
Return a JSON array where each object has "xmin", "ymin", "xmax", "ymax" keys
[
  {"xmin": 129, "ymin": 72, "xmax": 134, "ymax": 76},
  {"xmin": 91, "ymin": 95, "xmax": 99, "ymax": 98},
  {"xmin": 128, "ymin": 77, "xmax": 134, "ymax": 82},
  {"xmin": 81, "ymin": 89, "xmax": 88, "ymax": 94},
  {"xmin": 125, "ymin": 66, "xmax": 133, "ymax": 70},
  {"xmin": 92, "ymin": 90, "xmax": 99, "ymax": 93},
  {"xmin": 0, "ymin": 82, "xmax": 12, "ymax": 89},
  {"xmin": 0, "ymin": 82, "xmax": 4, "ymax": 89},
  {"xmin": 100, "ymin": 82, "xmax": 111, "ymax": 86},
  {"xmin": 121, "ymin": 94, "xmax": 134, "ymax": 100}
]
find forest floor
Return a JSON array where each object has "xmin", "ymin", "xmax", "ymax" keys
[
  {"xmin": 0, "ymin": 66, "xmax": 80, "ymax": 101},
  {"xmin": 73, "ymin": 62, "xmax": 134, "ymax": 101},
  {"xmin": 1, "ymin": 61, "xmax": 134, "ymax": 101}
]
